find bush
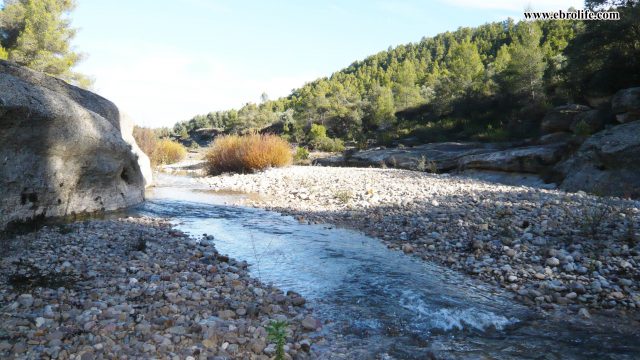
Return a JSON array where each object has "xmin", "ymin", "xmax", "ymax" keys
[
  {"xmin": 308, "ymin": 123, "xmax": 327, "ymax": 141},
  {"xmin": 294, "ymin": 146, "xmax": 309, "ymax": 161},
  {"xmin": 311, "ymin": 136, "xmax": 345, "ymax": 152},
  {"xmin": 133, "ymin": 126, "xmax": 157, "ymax": 158},
  {"xmin": 154, "ymin": 139, "xmax": 188, "ymax": 165},
  {"xmin": 205, "ymin": 134, "xmax": 292, "ymax": 175}
]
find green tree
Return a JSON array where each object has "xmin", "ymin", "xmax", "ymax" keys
[
  {"xmin": 393, "ymin": 61, "xmax": 421, "ymax": 110},
  {"xmin": 565, "ymin": 2, "xmax": 640, "ymax": 97},
  {"xmin": 367, "ymin": 85, "xmax": 395, "ymax": 131},
  {"xmin": 0, "ymin": 0, "xmax": 91, "ymax": 87},
  {"xmin": 445, "ymin": 38, "xmax": 485, "ymax": 99},
  {"xmin": 496, "ymin": 22, "xmax": 546, "ymax": 103}
]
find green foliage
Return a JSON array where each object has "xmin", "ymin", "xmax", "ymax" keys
[
  {"xmin": 311, "ymin": 136, "xmax": 345, "ymax": 152},
  {"xmin": 495, "ymin": 22, "xmax": 546, "ymax": 104},
  {"xmin": 266, "ymin": 320, "xmax": 288, "ymax": 360},
  {"xmin": 565, "ymin": 3, "xmax": 640, "ymax": 97},
  {"xmin": 334, "ymin": 190, "xmax": 353, "ymax": 204},
  {"xmin": 294, "ymin": 146, "xmax": 309, "ymax": 161},
  {"xmin": 0, "ymin": 0, "xmax": 91, "ymax": 87},
  {"xmin": 174, "ymin": 8, "xmax": 630, "ymax": 147},
  {"xmin": 573, "ymin": 120, "xmax": 592, "ymax": 136},
  {"xmin": 308, "ymin": 123, "xmax": 327, "ymax": 141}
]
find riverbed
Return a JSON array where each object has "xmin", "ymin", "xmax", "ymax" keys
[{"xmin": 135, "ymin": 173, "xmax": 640, "ymax": 359}]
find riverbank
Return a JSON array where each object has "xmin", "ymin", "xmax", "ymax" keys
[
  {"xmin": 199, "ymin": 166, "xmax": 640, "ymax": 315},
  {"xmin": 0, "ymin": 217, "xmax": 318, "ymax": 359}
]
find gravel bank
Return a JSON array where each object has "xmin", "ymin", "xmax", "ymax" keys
[
  {"xmin": 0, "ymin": 217, "xmax": 319, "ymax": 359},
  {"xmin": 200, "ymin": 166, "xmax": 640, "ymax": 314}
]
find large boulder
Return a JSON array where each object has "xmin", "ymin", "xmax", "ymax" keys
[
  {"xmin": 556, "ymin": 120, "xmax": 640, "ymax": 198},
  {"xmin": 569, "ymin": 109, "xmax": 612, "ymax": 135},
  {"xmin": 611, "ymin": 87, "xmax": 640, "ymax": 124},
  {"xmin": 540, "ymin": 104, "xmax": 591, "ymax": 134},
  {"xmin": 0, "ymin": 60, "xmax": 146, "ymax": 230},
  {"xmin": 457, "ymin": 144, "xmax": 567, "ymax": 174}
]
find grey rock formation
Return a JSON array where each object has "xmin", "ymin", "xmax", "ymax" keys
[
  {"xmin": 611, "ymin": 87, "xmax": 640, "ymax": 124},
  {"xmin": 314, "ymin": 142, "xmax": 509, "ymax": 172},
  {"xmin": 570, "ymin": 109, "xmax": 611, "ymax": 135},
  {"xmin": 556, "ymin": 120, "xmax": 640, "ymax": 198},
  {"xmin": 0, "ymin": 60, "xmax": 145, "ymax": 230},
  {"xmin": 540, "ymin": 104, "xmax": 591, "ymax": 134},
  {"xmin": 457, "ymin": 144, "xmax": 567, "ymax": 174}
]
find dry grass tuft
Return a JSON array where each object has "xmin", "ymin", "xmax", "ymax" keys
[
  {"xmin": 154, "ymin": 139, "xmax": 187, "ymax": 165},
  {"xmin": 205, "ymin": 134, "xmax": 292, "ymax": 175}
]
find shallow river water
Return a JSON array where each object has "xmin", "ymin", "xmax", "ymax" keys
[{"xmin": 130, "ymin": 174, "xmax": 640, "ymax": 359}]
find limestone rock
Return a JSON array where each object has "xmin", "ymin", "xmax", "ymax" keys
[
  {"xmin": 611, "ymin": 87, "xmax": 640, "ymax": 123},
  {"xmin": 556, "ymin": 120, "xmax": 640, "ymax": 198},
  {"xmin": 315, "ymin": 142, "xmax": 509, "ymax": 172},
  {"xmin": 457, "ymin": 144, "xmax": 567, "ymax": 174},
  {"xmin": 0, "ymin": 60, "xmax": 145, "ymax": 230},
  {"xmin": 570, "ymin": 109, "xmax": 612, "ymax": 135},
  {"xmin": 541, "ymin": 104, "xmax": 591, "ymax": 134}
]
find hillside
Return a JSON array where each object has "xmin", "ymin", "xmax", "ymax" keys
[{"xmin": 173, "ymin": 4, "xmax": 639, "ymax": 148}]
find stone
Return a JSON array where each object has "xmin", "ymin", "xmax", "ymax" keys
[
  {"xmin": 402, "ymin": 244, "xmax": 414, "ymax": 253},
  {"xmin": 540, "ymin": 104, "xmax": 591, "ymax": 134},
  {"xmin": 0, "ymin": 60, "xmax": 145, "ymax": 230},
  {"xmin": 546, "ymin": 257, "xmax": 560, "ymax": 267},
  {"xmin": 17, "ymin": 294, "xmax": 34, "ymax": 308},
  {"xmin": 611, "ymin": 87, "xmax": 640, "ymax": 123},
  {"xmin": 556, "ymin": 120, "xmax": 640, "ymax": 198},
  {"xmin": 570, "ymin": 109, "xmax": 611, "ymax": 135},
  {"xmin": 578, "ymin": 308, "xmax": 591, "ymax": 319},
  {"xmin": 250, "ymin": 339, "xmax": 266, "ymax": 354},
  {"xmin": 301, "ymin": 316, "xmax": 318, "ymax": 331},
  {"xmin": 539, "ymin": 132, "xmax": 572, "ymax": 145},
  {"xmin": 218, "ymin": 310, "xmax": 236, "ymax": 320}
]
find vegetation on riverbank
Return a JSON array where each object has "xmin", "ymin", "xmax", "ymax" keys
[
  {"xmin": 133, "ymin": 126, "xmax": 187, "ymax": 166},
  {"xmin": 204, "ymin": 134, "xmax": 292, "ymax": 175},
  {"xmin": 172, "ymin": 1, "xmax": 639, "ymax": 147}
]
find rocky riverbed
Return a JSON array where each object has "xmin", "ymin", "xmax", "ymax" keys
[
  {"xmin": 200, "ymin": 166, "xmax": 640, "ymax": 315},
  {"xmin": 0, "ymin": 217, "xmax": 319, "ymax": 359}
]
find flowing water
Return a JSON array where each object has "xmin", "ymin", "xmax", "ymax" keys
[{"xmin": 130, "ymin": 174, "xmax": 640, "ymax": 359}]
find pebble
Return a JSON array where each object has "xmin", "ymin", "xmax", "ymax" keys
[
  {"xmin": 198, "ymin": 165, "xmax": 640, "ymax": 314},
  {"xmin": 0, "ymin": 218, "xmax": 315, "ymax": 359}
]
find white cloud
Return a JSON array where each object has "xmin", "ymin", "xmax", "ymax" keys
[
  {"xmin": 445, "ymin": 0, "xmax": 583, "ymax": 12},
  {"xmin": 77, "ymin": 43, "xmax": 317, "ymax": 128}
]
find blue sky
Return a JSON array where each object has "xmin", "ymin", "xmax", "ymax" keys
[{"xmin": 71, "ymin": 0, "xmax": 583, "ymax": 127}]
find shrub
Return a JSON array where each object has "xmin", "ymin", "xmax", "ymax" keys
[
  {"xmin": 308, "ymin": 123, "xmax": 327, "ymax": 141},
  {"xmin": 311, "ymin": 136, "xmax": 345, "ymax": 152},
  {"xmin": 154, "ymin": 139, "xmax": 187, "ymax": 165},
  {"xmin": 205, "ymin": 134, "xmax": 292, "ymax": 175},
  {"xmin": 294, "ymin": 146, "xmax": 309, "ymax": 161},
  {"xmin": 133, "ymin": 126, "xmax": 157, "ymax": 158}
]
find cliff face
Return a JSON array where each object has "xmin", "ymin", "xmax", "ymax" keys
[{"xmin": 0, "ymin": 60, "xmax": 148, "ymax": 230}]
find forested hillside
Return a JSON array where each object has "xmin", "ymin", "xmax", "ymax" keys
[{"xmin": 175, "ymin": 2, "xmax": 639, "ymax": 147}]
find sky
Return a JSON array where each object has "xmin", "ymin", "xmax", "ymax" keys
[{"xmin": 71, "ymin": 0, "xmax": 584, "ymax": 128}]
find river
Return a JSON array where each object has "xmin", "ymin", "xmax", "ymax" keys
[{"xmin": 129, "ymin": 173, "xmax": 640, "ymax": 359}]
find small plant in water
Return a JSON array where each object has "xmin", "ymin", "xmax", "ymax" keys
[{"xmin": 266, "ymin": 320, "xmax": 288, "ymax": 360}]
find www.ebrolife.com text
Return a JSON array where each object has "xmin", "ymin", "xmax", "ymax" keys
[{"xmin": 524, "ymin": 9, "xmax": 620, "ymax": 20}]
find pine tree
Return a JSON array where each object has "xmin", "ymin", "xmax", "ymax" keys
[
  {"xmin": 0, "ymin": 0, "xmax": 91, "ymax": 87},
  {"xmin": 496, "ymin": 22, "xmax": 546, "ymax": 103},
  {"xmin": 445, "ymin": 38, "xmax": 485, "ymax": 99}
]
